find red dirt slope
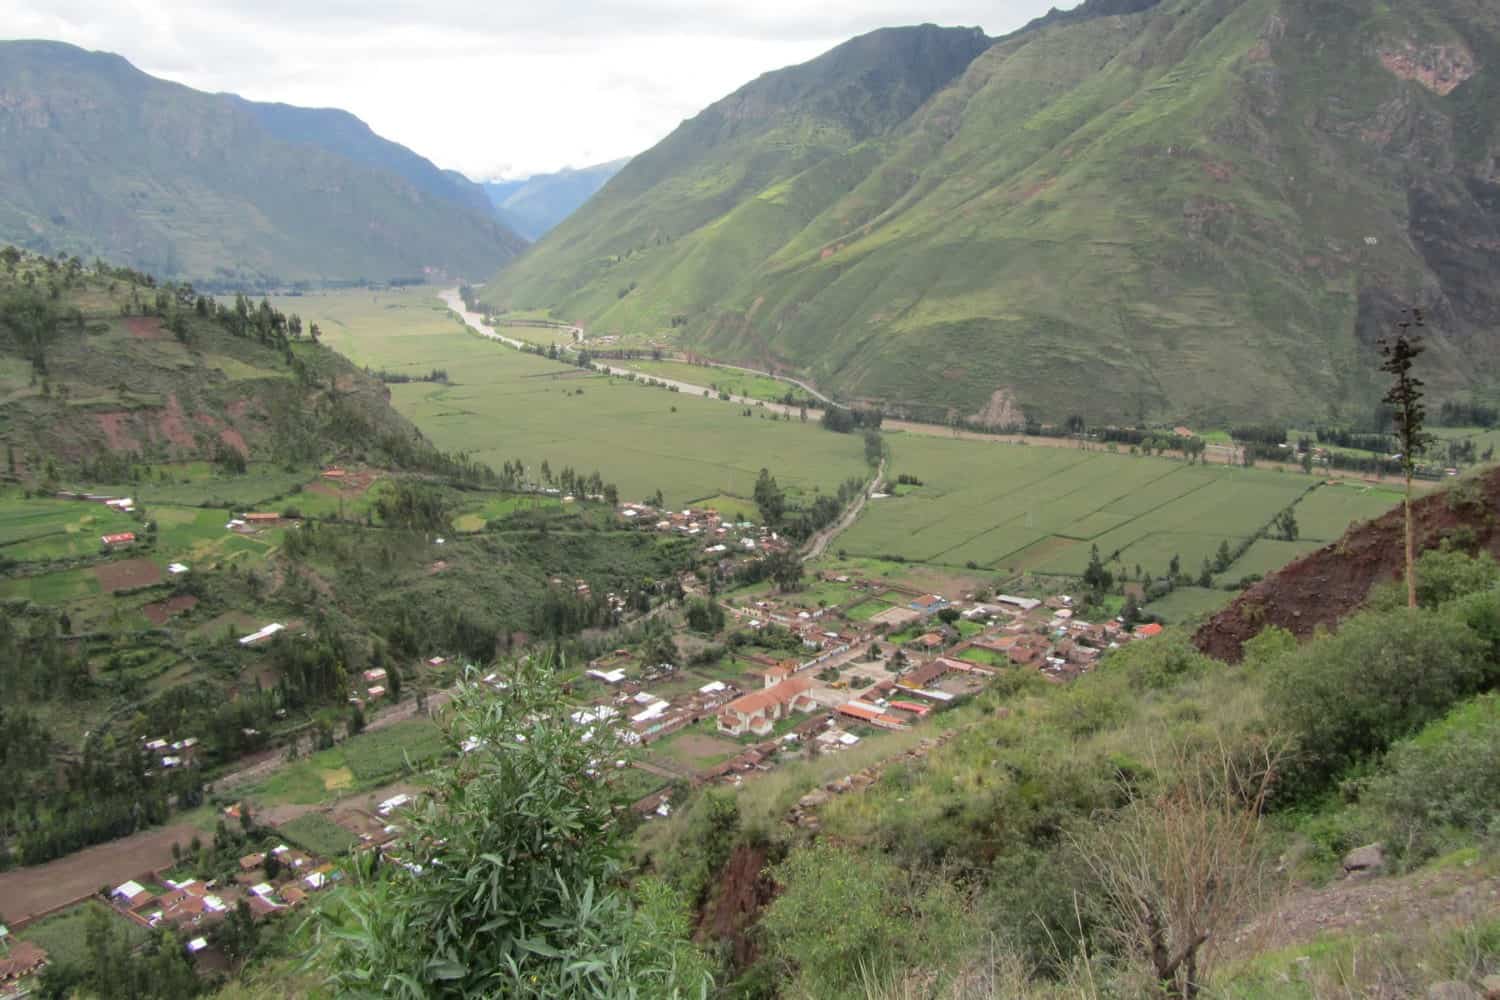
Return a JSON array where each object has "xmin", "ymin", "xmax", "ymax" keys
[{"xmin": 1195, "ymin": 468, "xmax": 1500, "ymax": 662}]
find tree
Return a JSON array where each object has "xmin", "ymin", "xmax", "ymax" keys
[
  {"xmin": 753, "ymin": 468, "xmax": 785, "ymax": 527},
  {"xmin": 765, "ymin": 548, "xmax": 804, "ymax": 592},
  {"xmin": 1197, "ymin": 558, "xmax": 1213, "ymax": 588},
  {"xmin": 1380, "ymin": 311, "xmax": 1433, "ymax": 609},
  {"xmin": 314, "ymin": 659, "xmax": 713, "ymax": 997},
  {"xmin": 863, "ymin": 428, "xmax": 883, "ymax": 467},
  {"xmin": 1213, "ymin": 540, "xmax": 1233, "ymax": 574},
  {"xmin": 1082, "ymin": 544, "xmax": 1114, "ymax": 593}
]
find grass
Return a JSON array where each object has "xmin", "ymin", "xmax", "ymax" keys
[
  {"xmin": 250, "ymin": 719, "xmax": 447, "ymax": 806},
  {"xmin": 1142, "ymin": 586, "xmax": 1232, "ymax": 624},
  {"xmin": 276, "ymin": 288, "xmax": 869, "ymax": 506},
  {"xmin": 1292, "ymin": 482, "xmax": 1404, "ymax": 541},
  {"xmin": 619, "ymin": 360, "xmax": 815, "ymax": 405},
  {"xmin": 17, "ymin": 900, "xmax": 150, "ymax": 967},
  {"xmin": 0, "ymin": 496, "xmax": 141, "ymax": 561},
  {"xmin": 277, "ymin": 812, "xmax": 359, "ymax": 857},
  {"xmin": 842, "ymin": 436, "xmax": 1316, "ymax": 578},
  {"xmin": 958, "ymin": 646, "xmax": 1008, "ymax": 667},
  {"xmin": 1223, "ymin": 538, "xmax": 1323, "ymax": 581}
]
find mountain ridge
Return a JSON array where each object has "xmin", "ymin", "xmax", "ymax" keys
[
  {"xmin": 0, "ymin": 40, "xmax": 525, "ymax": 288},
  {"xmin": 482, "ymin": 158, "xmax": 630, "ymax": 239},
  {"xmin": 484, "ymin": 0, "xmax": 1500, "ymax": 426}
]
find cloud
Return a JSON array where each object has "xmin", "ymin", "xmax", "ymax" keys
[{"xmin": 1, "ymin": 0, "xmax": 1069, "ymax": 178}]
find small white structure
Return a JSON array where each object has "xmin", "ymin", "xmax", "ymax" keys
[
  {"xmin": 238, "ymin": 623, "xmax": 285, "ymax": 646},
  {"xmin": 187, "ymin": 937, "xmax": 208, "ymax": 954},
  {"xmin": 587, "ymin": 668, "xmax": 627, "ymax": 684},
  {"xmin": 167, "ymin": 562, "xmax": 189, "ymax": 575}
]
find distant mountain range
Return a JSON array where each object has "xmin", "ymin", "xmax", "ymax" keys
[
  {"xmin": 0, "ymin": 40, "xmax": 525, "ymax": 288},
  {"xmin": 483, "ymin": 0, "xmax": 1500, "ymax": 426},
  {"xmin": 483, "ymin": 160, "xmax": 629, "ymax": 240}
]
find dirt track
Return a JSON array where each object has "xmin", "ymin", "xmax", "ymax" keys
[{"xmin": 0, "ymin": 823, "xmax": 201, "ymax": 927}]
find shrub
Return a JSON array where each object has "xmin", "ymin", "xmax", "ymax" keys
[
  {"xmin": 1267, "ymin": 608, "xmax": 1487, "ymax": 798},
  {"xmin": 1361, "ymin": 694, "xmax": 1500, "ymax": 862},
  {"xmin": 1416, "ymin": 548, "xmax": 1499, "ymax": 607}
]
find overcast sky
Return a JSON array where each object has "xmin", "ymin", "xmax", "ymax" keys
[{"xmin": 4, "ymin": 1, "xmax": 1072, "ymax": 180}]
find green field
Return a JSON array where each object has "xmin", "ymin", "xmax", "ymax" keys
[
  {"xmin": 277, "ymin": 289, "xmax": 868, "ymax": 506},
  {"xmin": 1142, "ymin": 586, "xmax": 1233, "ymax": 625},
  {"xmin": 620, "ymin": 360, "xmax": 813, "ymax": 405},
  {"xmin": 17, "ymin": 901, "xmax": 150, "ymax": 967},
  {"xmin": 250, "ymin": 720, "xmax": 447, "ymax": 806},
  {"xmin": 277, "ymin": 812, "xmax": 359, "ymax": 857},
  {"xmin": 1291, "ymin": 483, "xmax": 1404, "ymax": 541},
  {"xmin": 0, "ymin": 498, "xmax": 140, "ymax": 561},
  {"xmin": 1222, "ymin": 538, "xmax": 1324, "ymax": 581},
  {"xmin": 843, "ymin": 437, "xmax": 1313, "ymax": 577}
]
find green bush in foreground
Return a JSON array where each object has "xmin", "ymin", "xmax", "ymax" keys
[{"xmin": 313, "ymin": 659, "xmax": 712, "ymax": 998}]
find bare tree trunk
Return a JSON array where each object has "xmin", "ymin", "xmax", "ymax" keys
[{"xmin": 1404, "ymin": 471, "xmax": 1417, "ymax": 609}]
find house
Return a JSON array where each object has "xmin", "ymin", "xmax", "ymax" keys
[
  {"xmin": 238, "ymin": 623, "xmax": 285, "ymax": 646},
  {"xmin": 101, "ymin": 532, "xmax": 136, "ymax": 547},
  {"xmin": 279, "ymin": 885, "xmax": 308, "ymax": 907},
  {"xmin": 909, "ymin": 594, "xmax": 949, "ymax": 615},
  {"xmin": 243, "ymin": 512, "xmax": 280, "ymax": 523},
  {"xmin": 0, "ymin": 940, "xmax": 47, "ymax": 983},
  {"xmin": 112, "ymin": 880, "xmax": 153, "ymax": 910},
  {"xmin": 717, "ymin": 677, "xmax": 816, "ymax": 737},
  {"xmin": 362, "ymin": 668, "xmax": 387, "ymax": 684},
  {"xmin": 239, "ymin": 852, "xmax": 265, "ymax": 873},
  {"xmin": 996, "ymin": 595, "xmax": 1042, "ymax": 612},
  {"xmin": 1134, "ymin": 623, "xmax": 1164, "ymax": 639},
  {"xmin": 761, "ymin": 661, "xmax": 797, "ymax": 687}
]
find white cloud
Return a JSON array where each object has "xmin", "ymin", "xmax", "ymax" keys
[{"xmin": 0, "ymin": 0, "xmax": 1070, "ymax": 178}]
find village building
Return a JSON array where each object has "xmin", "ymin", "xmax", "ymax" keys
[{"xmin": 717, "ymin": 676, "xmax": 816, "ymax": 737}]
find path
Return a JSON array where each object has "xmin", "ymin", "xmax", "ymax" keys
[{"xmin": 804, "ymin": 457, "xmax": 885, "ymax": 561}]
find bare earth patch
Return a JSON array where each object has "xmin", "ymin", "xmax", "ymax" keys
[
  {"xmin": 95, "ymin": 558, "xmax": 162, "ymax": 593},
  {"xmin": 141, "ymin": 594, "xmax": 199, "ymax": 625}
]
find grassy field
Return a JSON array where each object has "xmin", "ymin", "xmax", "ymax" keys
[
  {"xmin": 17, "ymin": 901, "xmax": 150, "ymax": 966},
  {"xmin": 619, "ymin": 360, "xmax": 813, "ymax": 405},
  {"xmin": 276, "ymin": 289, "xmax": 868, "ymax": 506},
  {"xmin": 1292, "ymin": 482, "xmax": 1405, "ymax": 540},
  {"xmin": 277, "ymin": 812, "xmax": 359, "ymax": 857},
  {"xmin": 0, "ymin": 498, "xmax": 140, "ymax": 562},
  {"xmin": 842, "ymin": 436, "xmax": 1316, "ymax": 578},
  {"xmin": 1142, "ymin": 586, "xmax": 1233, "ymax": 625},
  {"xmin": 249, "ymin": 720, "xmax": 447, "ymax": 807},
  {"xmin": 1222, "ymin": 538, "xmax": 1324, "ymax": 581}
]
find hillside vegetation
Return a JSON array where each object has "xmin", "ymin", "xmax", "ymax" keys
[
  {"xmin": 486, "ymin": 0, "xmax": 1500, "ymax": 425},
  {"xmin": 0, "ymin": 41, "xmax": 524, "ymax": 287}
]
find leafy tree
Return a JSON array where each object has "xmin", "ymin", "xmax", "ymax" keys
[
  {"xmin": 863, "ymin": 428, "xmax": 883, "ymax": 467},
  {"xmin": 1197, "ymin": 558, "xmax": 1213, "ymax": 588},
  {"xmin": 315, "ymin": 659, "xmax": 712, "ymax": 997},
  {"xmin": 1082, "ymin": 544, "xmax": 1113, "ymax": 593},
  {"xmin": 1380, "ymin": 312, "xmax": 1434, "ymax": 608},
  {"xmin": 752, "ymin": 468, "xmax": 785, "ymax": 527},
  {"xmin": 765, "ymin": 548, "xmax": 804, "ymax": 593},
  {"xmin": 1213, "ymin": 540, "xmax": 1233, "ymax": 574}
]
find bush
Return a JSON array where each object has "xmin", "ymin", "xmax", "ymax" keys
[
  {"xmin": 1361, "ymin": 694, "xmax": 1500, "ymax": 862},
  {"xmin": 1416, "ymin": 548, "xmax": 1500, "ymax": 607},
  {"xmin": 1267, "ymin": 608, "xmax": 1488, "ymax": 798}
]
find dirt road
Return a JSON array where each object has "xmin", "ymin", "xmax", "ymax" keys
[{"xmin": 804, "ymin": 458, "xmax": 885, "ymax": 561}]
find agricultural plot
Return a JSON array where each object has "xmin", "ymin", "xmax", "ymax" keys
[
  {"xmin": 1292, "ymin": 483, "xmax": 1402, "ymax": 541},
  {"xmin": 844, "ymin": 437, "xmax": 1309, "ymax": 575},
  {"xmin": 621, "ymin": 360, "xmax": 810, "ymax": 405},
  {"xmin": 1143, "ymin": 586, "xmax": 1233, "ymax": 625},
  {"xmin": 0, "ymin": 498, "xmax": 140, "ymax": 561},
  {"xmin": 282, "ymin": 288, "xmax": 868, "ymax": 506},
  {"xmin": 1222, "ymin": 538, "xmax": 1324, "ymax": 581},
  {"xmin": 17, "ymin": 901, "xmax": 151, "ymax": 967},
  {"xmin": 278, "ymin": 812, "xmax": 359, "ymax": 857}
]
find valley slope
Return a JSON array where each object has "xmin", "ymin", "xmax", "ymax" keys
[
  {"xmin": 0, "ymin": 41, "xmax": 525, "ymax": 287},
  {"xmin": 485, "ymin": 0, "xmax": 1500, "ymax": 426}
]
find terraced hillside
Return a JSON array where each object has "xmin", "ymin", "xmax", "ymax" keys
[{"xmin": 486, "ymin": 0, "xmax": 1500, "ymax": 426}]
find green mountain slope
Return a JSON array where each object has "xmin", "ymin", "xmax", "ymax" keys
[
  {"xmin": 486, "ymin": 0, "xmax": 1500, "ymax": 425},
  {"xmin": 0, "ymin": 41, "xmax": 525, "ymax": 287},
  {"xmin": 483, "ymin": 159, "xmax": 631, "ymax": 240}
]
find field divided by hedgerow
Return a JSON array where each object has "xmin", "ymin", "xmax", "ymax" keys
[{"xmin": 841, "ymin": 434, "xmax": 1388, "ymax": 581}]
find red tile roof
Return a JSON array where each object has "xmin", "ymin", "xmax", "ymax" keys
[{"xmin": 724, "ymin": 676, "xmax": 813, "ymax": 717}]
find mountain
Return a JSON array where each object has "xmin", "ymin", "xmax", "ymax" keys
[
  {"xmin": 0, "ymin": 41, "xmax": 526, "ymax": 287},
  {"xmin": 483, "ymin": 159, "xmax": 630, "ymax": 240},
  {"xmin": 484, "ymin": 0, "xmax": 1500, "ymax": 426}
]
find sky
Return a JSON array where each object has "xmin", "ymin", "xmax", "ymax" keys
[{"xmin": 3, "ymin": 1, "xmax": 1073, "ymax": 180}]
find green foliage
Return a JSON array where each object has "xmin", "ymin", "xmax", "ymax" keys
[
  {"xmin": 1267, "ymin": 608, "xmax": 1489, "ymax": 798},
  {"xmin": 1360, "ymin": 694, "xmax": 1500, "ymax": 863},
  {"xmin": 655, "ymin": 790, "xmax": 741, "ymax": 908},
  {"xmin": 1416, "ymin": 548, "xmax": 1500, "ymax": 608},
  {"xmin": 1107, "ymin": 631, "xmax": 1214, "ymax": 692},
  {"xmin": 761, "ymin": 842, "xmax": 971, "ymax": 1000},
  {"xmin": 315, "ymin": 658, "xmax": 713, "ymax": 998},
  {"xmin": 36, "ymin": 904, "xmax": 202, "ymax": 1000}
]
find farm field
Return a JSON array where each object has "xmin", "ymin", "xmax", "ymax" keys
[
  {"xmin": 620, "ymin": 360, "xmax": 812, "ymax": 405},
  {"xmin": 277, "ymin": 288, "xmax": 868, "ymax": 506},
  {"xmin": 247, "ymin": 720, "xmax": 447, "ymax": 807},
  {"xmin": 842, "ymin": 436, "xmax": 1319, "ymax": 578},
  {"xmin": 0, "ymin": 498, "xmax": 139, "ymax": 562},
  {"xmin": 1222, "ymin": 538, "xmax": 1324, "ymax": 581},
  {"xmin": 1292, "ymin": 482, "xmax": 1406, "ymax": 540},
  {"xmin": 1142, "ymin": 586, "xmax": 1233, "ymax": 625},
  {"xmin": 277, "ymin": 812, "xmax": 359, "ymax": 857},
  {"xmin": 15, "ymin": 901, "xmax": 151, "ymax": 966},
  {"xmin": 839, "ymin": 434, "xmax": 1416, "ymax": 583}
]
